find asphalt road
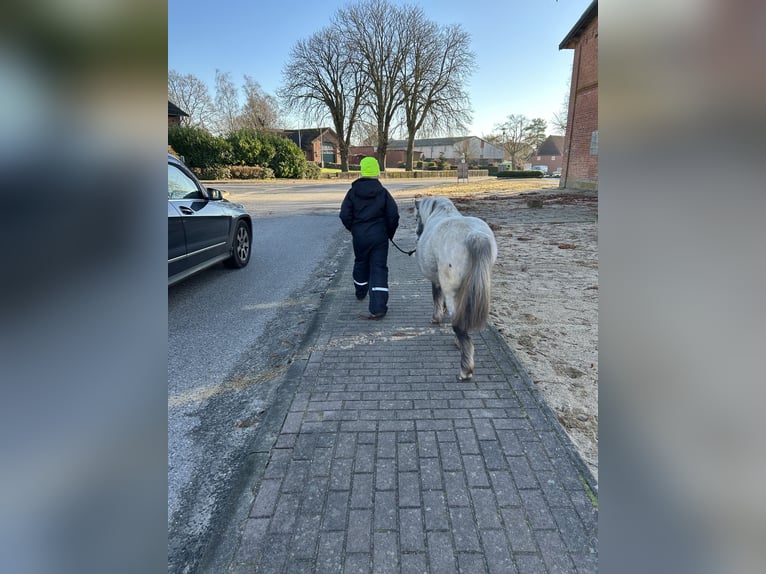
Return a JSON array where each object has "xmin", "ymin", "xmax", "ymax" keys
[{"xmin": 167, "ymin": 176, "xmax": 472, "ymax": 572}]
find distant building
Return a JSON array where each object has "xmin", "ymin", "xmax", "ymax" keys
[
  {"xmin": 524, "ymin": 135, "xmax": 565, "ymax": 174},
  {"xmin": 559, "ymin": 0, "xmax": 598, "ymax": 190},
  {"xmin": 282, "ymin": 128, "xmax": 338, "ymax": 165},
  {"xmin": 168, "ymin": 101, "xmax": 188, "ymax": 127},
  {"xmin": 388, "ymin": 136, "xmax": 503, "ymax": 167}
]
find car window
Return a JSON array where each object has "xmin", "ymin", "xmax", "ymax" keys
[{"xmin": 168, "ymin": 164, "xmax": 203, "ymax": 200}]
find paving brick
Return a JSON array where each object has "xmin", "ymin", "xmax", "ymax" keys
[
  {"xmin": 400, "ymin": 552, "xmax": 428, "ymax": 574},
  {"xmin": 301, "ymin": 476, "xmax": 328, "ymax": 515},
  {"xmin": 344, "ymin": 553, "xmax": 371, "ymax": 574},
  {"xmin": 250, "ymin": 479, "xmax": 282, "ymax": 518},
  {"xmin": 323, "ymin": 490, "xmax": 349, "ymax": 531},
  {"xmin": 479, "ymin": 440, "xmax": 507, "ymax": 471},
  {"xmin": 330, "ymin": 457, "xmax": 354, "ymax": 491},
  {"xmin": 374, "ymin": 491, "xmax": 397, "ymax": 530},
  {"xmin": 449, "ymin": 506, "xmax": 481, "ymax": 551},
  {"xmin": 351, "ymin": 473, "xmax": 374, "ymax": 509},
  {"xmin": 443, "ymin": 471, "xmax": 470, "ymax": 507},
  {"xmin": 234, "ymin": 517, "xmax": 269, "ymax": 563},
  {"xmin": 470, "ymin": 489, "xmax": 502, "ymax": 530},
  {"xmin": 399, "ymin": 508, "xmax": 425, "ymax": 552},
  {"xmin": 422, "ymin": 490, "xmax": 449, "ymax": 531},
  {"xmin": 463, "ymin": 455, "xmax": 491, "ymax": 488},
  {"xmin": 500, "ymin": 507, "xmax": 538, "ymax": 552},
  {"xmin": 488, "ymin": 470, "xmax": 521, "ymax": 507},
  {"xmin": 519, "ymin": 489, "xmax": 557, "ymax": 530},
  {"xmin": 316, "ymin": 531, "xmax": 345, "ymax": 574},
  {"xmin": 398, "ymin": 443, "xmax": 418, "ymax": 472},
  {"xmin": 335, "ymin": 433, "xmax": 357, "ymax": 459},
  {"xmin": 373, "ymin": 532, "xmax": 399, "ymax": 574},
  {"xmin": 479, "ymin": 529, "xmax": 517, "ymax": 574},
  {"xmin": 377, "ymin": 432, "xmax": 396, "ymax": 459},
  {"xmin": 290, "ymin": 514, "xmax": 321, "ymax": 560},
  {"xmin": 398, "ymin": 472, "xmax": 421, "ymax": 508},
  {"xmin": 347, "ymin": 509, "xmax": 372, "ymax": 553},
  {"xmin": 419, "ymin": 458, "xmax": 442, "ymax": 491},
  {"xmin": 457, "ymin": 552, "xmax": 488, "ymax": 573},
  {"xmin": 270, "ymin": 493, "xmax": 301, "ymax": 533},
  {"xmin": 355, "ymin": 444, "xmax": 376, "ymax": 474},
  {"xmin": 286, "ymin": 560, "xmax": 314, "ymax": 574},
  {"xmin": 438, "ymin": 442, "xmax": 463, "ymax": 471},
  {"xmin": 416, "ymin": 431, "xmax": 438, "ymax": 458},
  {"xmin": 512, "ymin": 554, "xmax": 547, "ymax": 574},
  {"xmin": 427, "ymin": 531, "xmax": 457, "ymax": 574},
  {"xmin": 282, "ymin": 459, "xmax": 311, "ymax": 493},
  {"xmin": 507, "ymin": 456, "xmax": 538, "ymax": 489},
  {"xmin": 256, "ymin": 533, "xmax": 290, "ymax": 572},
  {"xmin": 537, "ymin": 529, "xmax": 577, "ymax": 573},
  {"xmin": 375, "ymin": 458, "xmax": 396, "ymax": 491}
]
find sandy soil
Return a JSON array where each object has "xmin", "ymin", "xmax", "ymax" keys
[{"xmin": 412, "ymin": 179, "xmax": 599, "ymax": 480}]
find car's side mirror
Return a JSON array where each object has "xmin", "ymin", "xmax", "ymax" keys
[{"xmin": 207, "ymin": 187, "xmax": 223, "ymax": 201}]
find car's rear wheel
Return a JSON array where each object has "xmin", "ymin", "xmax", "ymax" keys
[{"xmin": 224, "ymin": 220, "xmax": 251, "ymax": 268}]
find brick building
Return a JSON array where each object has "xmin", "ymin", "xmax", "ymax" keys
[
  {"xmin": 282, "ymin": 128, "xmax": 338, "ymax": 165},
  {"xmin": 559, "ymin": 0, "xmax": 598, "ymax": 190},
  {"xmin": 168, "ymin": 101, "xmax": 188, "ymax": 127},
  {"xmin": 524, "ymin": 135, "xmax": 565, "ymax": 175}
]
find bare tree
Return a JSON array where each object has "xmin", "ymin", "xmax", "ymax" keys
[
  {"xmin": 214, "ymin": 70, "xmax": 241, "ymax": 135},
  {"xmin": 279, "ymin": 25, "xmax": 363, "ymax": 171},
  {"xmin": 399, "ymin": 13, "xmax": 475, "ymax": 170},
  {"xmin": 336, "ymin": 0, "xmax": 407, "ymax": 171},
  {"xmin": 495, "ymin": 115, "xmax": 548, "ymax": 169},
  {"xmin": 240, "ymin": 76, "xmax": 281, "ymax": 131},
  {"xmin": 168, "ymin": 70, "xmax": 215, "ymax": 129}
]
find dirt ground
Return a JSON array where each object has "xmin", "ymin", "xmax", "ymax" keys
[{"xmin": 412, "ymin": 178, "xmax": 599, "ymax": 480}]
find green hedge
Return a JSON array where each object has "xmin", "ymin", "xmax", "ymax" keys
[
  {"xmin": 497, "ymin": 170, "xmax": 544, "ymax": 178},
  {"xmin": 169, "ymin": 125, "xmax": 232, "ymax": 169}
]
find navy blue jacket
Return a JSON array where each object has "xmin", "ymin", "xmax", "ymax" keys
[{"xmin": 339, "ymin": 177, "xmax": 399, "ymax": 242}]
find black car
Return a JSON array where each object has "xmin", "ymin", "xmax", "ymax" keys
[{"xmin": 168, "ymin": 154, "xmax": 252, "ymax": 285}]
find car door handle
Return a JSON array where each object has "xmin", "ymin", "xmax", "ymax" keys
[{"xmin": 179, "ymin": 206, "xmax": 194, "ymax": 215}]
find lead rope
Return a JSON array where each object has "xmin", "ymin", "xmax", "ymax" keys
[{"xmin": 390, "ymin": 238, "xmax": 416, "ymax": 256}]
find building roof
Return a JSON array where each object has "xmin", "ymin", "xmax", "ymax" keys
[
  {"xmin": 168, "ymin": 100, "xmax": 188, "ymax": 117},
  {"xmin": 559, "ymin": 0, "xmax": 597, "ymax": 50},
  {"xmin": 536, "ymin": 135, "xmax": 565, "ymax": 156}
]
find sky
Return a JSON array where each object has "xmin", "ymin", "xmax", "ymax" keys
[{"xmin": 168, "ymin": 0, "xmax": 593, "ymax": 138}]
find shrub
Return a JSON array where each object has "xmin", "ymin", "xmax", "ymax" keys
[
  {"xmin": 226, "ymin": 128, "xmax": 266, "ymax": 166},
  {"xmin": 229, "ymin": 165, "xmax": 275, "ymax": 179},
  {"xmin": 168, "ymin": 125, "xmax": 232, "ymax": 168},
  {"xmin": 191, "ymin": 165, "xmax": 231, "ymax": 180},
  {"xmin": 302, "ymin": 162, "xmax": 322, "ymax": 179},
  {"xmin": 270, "ymin": 135, "xmax": 306, "ymax": 178},
  {"xmin": 497, "ymin": 170, "xmax": 544, "ymax": 178}
]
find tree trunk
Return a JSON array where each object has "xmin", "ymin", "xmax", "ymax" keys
[{"xmin": 405, "ymin": 130, "xmax": 416, "ymax": 171}]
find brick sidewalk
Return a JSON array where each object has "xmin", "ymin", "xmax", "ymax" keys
[{"xmin": 224, "ymin": 217, "xmax": 598, "ymax": 573}]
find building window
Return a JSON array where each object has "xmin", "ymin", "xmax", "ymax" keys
[{"xmin": 590, "ymin": 131, "xmax": 598, "ymax": 156}]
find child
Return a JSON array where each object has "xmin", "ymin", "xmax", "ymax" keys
[{"xmin": 339, "ymin": 157, "xmax": 399, "ymax": 319}]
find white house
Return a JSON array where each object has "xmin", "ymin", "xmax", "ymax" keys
[{"xmin": 388, "ymin": 136, "xmax": 504, "ymax": 166}]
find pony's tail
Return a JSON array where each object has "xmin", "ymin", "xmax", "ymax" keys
[{"xmin": 454, "ymin": 232, "xmax": 495, "ymax": 333}]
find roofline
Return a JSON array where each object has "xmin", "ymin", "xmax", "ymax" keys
[{"xmin": 559, "ymin": 0, "xmax": 598, "ymax": 50}]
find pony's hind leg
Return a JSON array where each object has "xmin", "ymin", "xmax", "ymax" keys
[
  {"xmin": 431, "ymin": 282, "xmax": 447, "ymax": 323},
  {"xmin": 452, "ymin": 325, "xmax": 474, "ymax": 380}
]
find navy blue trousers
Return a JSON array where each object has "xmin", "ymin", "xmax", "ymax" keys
[{"xmin": 352, "ymin": 237, "xmax": 389, "ymax": 315}]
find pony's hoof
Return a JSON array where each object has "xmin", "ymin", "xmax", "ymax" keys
[
  {"xmin": 430, "ymin": 317, "xmax": 442, "ymax": 324},
  {"xmin": 457, "ymin": 372, "xmax": 473, "ymax": 381}
]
